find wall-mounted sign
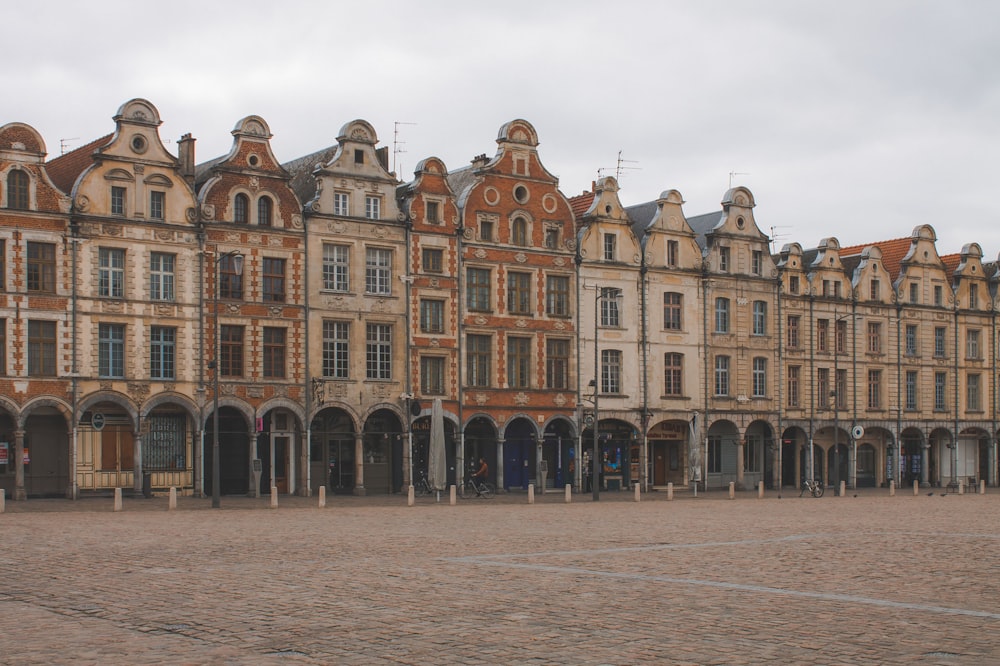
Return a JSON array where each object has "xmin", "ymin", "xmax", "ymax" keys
[{"xmin": 92, "ymin": 413, "xmax": 106, "ymax": 431}]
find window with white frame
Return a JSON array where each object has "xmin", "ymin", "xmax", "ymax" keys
[
  {"xmin": 99, "ymin": 323, "xmax": 125, "ymax": 378},
  {"xmin": 905, "ymin": 370, "xmax": 918, "ymax": 410},
  {"xmin": 664, "ymin": 353, "xmax": 682, "ymax": 396},
  {"xmin": 752, "ymin": 301, "xmax": 767, "ymax": 336},
  {"xmin": 150, "ymin": 326, "xmax": 175, "ymax": 380},
  {"xmin": 420, "ymin": 299, "xmax": 445, "ymax": 334},
  {"xmin": 366, "ymin": 323, "xmax": 392, "ymax": 379},
  {"xmin": 111, "ymin": 186, "xmax": 126, "ymax": 216},
  {"xmin": 600, "ymin": 288, "xmax": 621, "ymax": 327},
  {"xmin": 603, "ymin": 233, "xmax": 616, "ymax": 261},
  {"xmin": 334, "ymin": 192, "xmax": 349, "ymax": 217},
  {"xmin": 365, "ymin": 195, "xmax": 381, "ymax": 220},
  {"xmin": 788, "ymin": 365, "xmax": 801, "ymax": 408},
  {"xmin": 966, "ymin": 328, "xmax": 981, "ymax": 359},
  {"xmin": 967, "ymin": 373, "xmax": 982, "ymax": 411},
  {"xmin": 934, "ymin": 372, "xmax": 947, "ymax": 410},
  {"xmin": 149, "ymin": 191, "xmax": 165, "ymax": 220},
  {"xmin": 664, "ymin": 292, "xmax": 682, "ymax": 330},
  {"xmin": 867, "ymin": 369, "xmax": 881, "ymax": 409},
  {"xmin": 934, "ymin": 326, "xmax": 946, "ymax": 357},
  {"xmin": 322, "ymin": 320, "xmax": 349, "ymax": 378},
  {"xmin": 752, "ymin": 357, "xmax": 767, "ymax": 397},
  {"xmin": 601, "ymin": 349, "xmax": 622, "ymax": 394},
  {"xmin": 905, "ymin": 324, "xmax": 918, "ymax": 356},
  {"xmin": 322, "ymin": 244, "xmax": 350, "ymax": 292},
  {"xmin": 365, "ymin": 248, "xmax": 392, "ymax": 295},
  {"xmin": 714, "ymin": 355, "xmax": 730, "ymax": 396},
  {"xmin": 150, "ymin": 252, "xmax": 175, "ymax": 301},
  {"xmin": 99, "ymin": 248, "xmax": 125, "ymax": 298}
]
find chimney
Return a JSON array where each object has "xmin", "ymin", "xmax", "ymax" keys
[
  {"xmin": 471, "ymin": 153, "xmax": 488, "ymax": 168},
  {"xmin": 376, "ymin": 146, "xmax": 389, "ymax": 172},
  {"xmin": 177, "ymin": 133, "xmax": 196, "ymax": 187}
]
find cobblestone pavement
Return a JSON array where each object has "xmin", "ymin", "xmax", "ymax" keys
[{"xmin": 1, "ymin": 488, "xmax": 998, "ymax": 665}]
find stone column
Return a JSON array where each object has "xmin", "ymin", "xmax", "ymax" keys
[
  {"xmin": 735, "ymin": 439, "xmax": 745, "ymax": 490},
  {"xmin": 14, "ymin": 429, "xmax": 26, "ymax": 501},
  {"xmin": 133, "ymin": 429, "xmax": 144, "ymax": 494},
  {"xmin": 921, "ymin": 442, "xmax": 931, "ymax": 487},
  {"xmin": 353, "ymin": 434, "xmax": 365, "ymax": 495}
]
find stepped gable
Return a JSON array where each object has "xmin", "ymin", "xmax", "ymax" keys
[{"xmin": 45, "ymin": 134, "xmax": 113, "ymax": 194}]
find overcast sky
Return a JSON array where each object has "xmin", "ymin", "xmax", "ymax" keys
[{"xmin": 8, "ymin": 1, "xmax": 1000, "ymax": 258}]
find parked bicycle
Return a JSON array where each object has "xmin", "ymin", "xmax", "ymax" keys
[
  {"xmin": 413, "ymin": 471, "xmax": 433, "ymax": 496},
  {"xmin": 800, "ymin": 478, "xmax": 825, "ymax": 498},
  {"xmin": 463, "ymin": 475, "xmax": 495, "ymax": 499}
]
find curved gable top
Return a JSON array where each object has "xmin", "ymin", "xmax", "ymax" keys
[
  {"xmin": 0, "ymin": 122, "xmax": 46, "ymax": 158},
  {"xmin": 114, "ymin": 99, "xmax": 161, "ymax": 128},
  {"xmin": 232, "ymin": 115, "xmax": 272, "ymax": 140},
  {"xmin": 497, "ymin": 119, "xmax": 538, "ymax": 147},
  {"xmin": 337, "ymin": 119, "xmax": 378, "ymax": 145}
]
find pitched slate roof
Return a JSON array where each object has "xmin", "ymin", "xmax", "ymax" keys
[
  {"xmin": 280, "ymin": 145, "xmax": 339, "ymax": 206},
  {"xmin": 45, "ymin": 134, "xmax": 113, "ymax": 194}
]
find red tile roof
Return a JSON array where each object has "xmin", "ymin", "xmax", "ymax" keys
[
  {"xmin": 941, "ymin": 253, "xmax": 961, "ymax": 277},
  {"xmin": 839, "ymin": 236, "xmax": 912, "ymax": 281},
  {"xmin": 46, "ymin": 134, "xmax": 113, "ymax": 194},
  {"xmin": 568, "ymin": 191, "xmax": 594, "ymax": 220}
]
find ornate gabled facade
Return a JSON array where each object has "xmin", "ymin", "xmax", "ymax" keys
[{"xmin": 448, "ymin": 119, "xmax": 577, "ymax": 491}]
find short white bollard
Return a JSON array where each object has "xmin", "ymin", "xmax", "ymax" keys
[
  {"xmin": 406, "ymin": 485, "xmax": 414, "ymax": 506},
  {"xmin": 958, "ymin": 480, "xmax": 965, "ymax": 495},
  {"xmin": 913, "ymin": 480, "xmax": 919, "ymax": 496},
  {"xmin": 270, "ymin": 486, "xmax": 278, "ymax": 508},
  {"xmin": 168, "ymin": 487, "xmax": 177, "ymax": 511},
  {"xmin": 980, "ymin": 480, "xmax": 987, "ymax": 495},
  {"xmin": 889, "ymin": 480, "xmax": 895, "ymax": 496},
  {"xmin": 528, "ymin": 483, "xmax": 535, "ymax": 504},
  {"xmin": 114, "ymin": 487, "xmax": 123, "ymax": 512},
  {"xmin": 758, "ymin": 481, "xmax": 764, "ymax": 499},
  {"xmin": 318, "ymin": 486, "xmax": 327, "ymax": 508},
  {"xmin": 728, "ymin": 482, "xmax": 735, "ymax": 499},
  {"xmin": 839, "ymin": 481, "xmax": 846, "ymax": 497},
  {"xmin": 449, "ymin": 485, "xmax": 456, "ymax": 505},
  {"xmin": 0, "ymin": 488, "xmax": 5, "ymax": 513},
  {"xmin": 634, "ymin": 483, "xmax": 640, "ymax": 502},
  {"xmin": 667, "ymin": 482, "xmax": 673, "ymax": 501},
  {"xmin": 564, "ymin": 484, "xmax": 572, "ymax": 503}
]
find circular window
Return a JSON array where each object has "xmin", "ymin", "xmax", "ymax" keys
[
  {"xmin": 483, "ymin": 186, "xmax": 500, "ymax": 206},
  {"xmin": 130, "ymin": 135, "xmax": 148, "ymax": 154},
  {"xmin": 736, "ymin": 217, "xmax": 745, "ymax": 229},
  {"xmin": 513, "ymin": 185, "xmax": 529, "ymax": 204},
  {"xmin": 248, "ymin": 154, "xmax": 259, "ymax": 167}
]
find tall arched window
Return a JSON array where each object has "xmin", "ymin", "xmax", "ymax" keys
[
  {"xmin": 512, "ymin": 217, "xmax": 528, "ymax": 246},
  {"xmin": 257, "ymin": 196, "xmax": 273, "ymax": 227},
  {"xmin": 234, "ymin": 193, "xmax": 249, "ymax": 223},
  {"xmin": 7, "ymin": 170, "xmax": 29, "ymax": 210}
]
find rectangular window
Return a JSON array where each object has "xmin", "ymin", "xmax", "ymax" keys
[
  {"xmin": 262, "ymin": 258, "xmax": 286, "ymax": 303},
  {"xmin": 220, "ymin": 325, "xmax": 244, "ymax": 377},
  {"xmin": 0, "ymin": 240, "xmax": 4, "ymax": 291},
  {"xmin": 603, "ymin": 233, "xmax": 616, "ymax": 261},
  {"xmin": 905, "ymin": 324, "xmax": 918, "ymax": 356},
  {"xmin": 664, "ymin": 353, "xmax": 683, "ymax": 396},
  {"xmin": 322, "ymin": 320, "xmax": 349, "ymax": 379},
  {"xmin": 752, "ymin": 301, "xmax": 767, "ymax": 336},
  {"xmin": 546, "ymin": 338, "xmax": 569, "ymax": 390},
  {"xmin": 425, "ymin": 201, "xmax": 440, "ymax": 224},
  {"xmin": 507, "ymin": 337, "xmax": 531, "ymax": 388},
  {"xmin": 545, "ymin": 275, "xmax": 569, "ymax": 316},
  {"xmin": 967, "ymin": 373, "xmax": 981, "ymax": 411},
  {"xmin": 27, "ymin": 320, "xmax": 56, "ymax": 376},
  {"xmin": 365, "ymin": 248, "xmax": 392, "ymax": 295},
  {"xmin": 600, "ymin": 288, "xmax": 621, "ymax": 327},
  {"xmin": 751, "ymin": 250, "xmax": 762, "ymax": 276},
  {"xmin": 366, "ymin": 324, "xmax": 392, "ymax": 380},
  {"xmin": 466, "ymin": 268, "xmax": 491, "ymax": 312},
  {"xmin": 867, "ymin": 321, "xmax": 881, "ymax": 354},
  {"xmin": 970, "ymin": 283, "xmax": 979, "ymax": 309},
  {"xmin": 99, "ymin": 323, "xmax": 125, "ymax": 378},
  {"xmin": 715, "ymin": 298, "xmax": 730, "ymax": 334},
  {"xmin": 752, "ymin": 357, "xmax": 767, "ymax": 397},
  {"xmin": 816, "ymin": 367, "xmax": 829, "ymax": 409},
  {"xmin": 149, "ymin": 191, "xmax": 165, "ymax": 220},
  {"xmin": 935, "ymin": 372, "xmax": 947, "ymax": 410},
  {"xmin": 870, "ymin": 279, "xmax": 880, "ymax": 301},
  {"xmin": 479, "ymin": 219, "xmax": 494, "ymax": 241},
  {"xmin": 966, "ymin": 329, "xmax": 981, "ymax": 359},
  {"xmin": 150, "ymin": 252, "xmax": 175, "ymax": 301},
  {"xmin": 934, "ymin": 327, "xmax": 946, "ymax": 357},
  {"xmin": 420, "ymin": 356, "xmax": 445, "ymax": 395},
  {"xmin": 664, "ymin": 292, "xmax": 682, "ymax": 330},
  {"xmin": 909, "ymin": 282, "xmax": 919, "ymax": 304},
  {"xmin": 905, "ymin": 370, "xmax": 918, "ymax": 410},
  {"xmin": 867, "ymin": 369, "xmax": 881, "ymax": 409},
  {"xmin": 263, "ymin": 327, "xmax": 286, "ymax": 378},
  {"xmin": 787, "ymin": 365, "xmax": 800, "ymax": 408},
  {"xmin": 219, "ymin": 254, "xmax": 243, "ymax": 300},
  {"xmin": 714, "ymin": 355, "xmax": 730, "ymax": 396},
  {"xmin": 835, "ymin": 319, "xmax": 847, "ymax": 354},
  {"xmin": 788, "ymin": 275, "xmax": 799, "ymax": 295},
  {"xmin": 333, "ymin": 192, "xmax": 349, "ymax": 217},
  {"xmin": 666, "ymin": 240, "xmax": 679, "ymax": 267},
  {"xmin": 365, "ymin": 195, "xmax": 381, "ymax": 220},
  {"xmin": 822, "ymin": 280, "xmax": 831, "ymax": 297},
  {"xmin": 745, "ymin": 436, "xmax": 762, "ymax": 474},
  {"xmin": 601, "ymin": 349, "xmax": 622, "ymax": 394},
  {"xmin": 719, "ymin": 246, "xmax": 730, "ymax": 272},
  {"xmin": 98, "ymin": 248, "xmax": 125, "ymax": 298},
  {"xmin": 816, "ymin": 319, "xmax": 829, "ymax": 353},
  {"xmin": 507, "ymin": 271, "xmax": 532, "ymax": 315},
  {"xmin": 150, "ymin": 326, "xmax": 175, "ymax": 380},
  {"xmin": 466, "ymin": 334, "xmax": 491, "ymax": 387},
  {"xmin": 708, "ymin": 437, "xmax": 722, "ymax": 474},
  {"xmin": 0, "ymin": 318, "xmax": 5, "ymax": 375},
  {"xmin": 422, "ymin": 247, "xmax": 443, "ymax": 273},
  {"xmin": 787, "ymin": 315, "xmax": 800, "ymax": 348},
  {"xmin": 835, "ymin": 369, "xmax": 847, "ymax": 410},
  {"xmin": 934, "ymin": 285, "xmax": 943, "ymax": 307},
  {"xmin": 420, "ymin": 299, "xmax": 445, "ymax": 334},
  {"xmin": 111, "ymin": 186, "xmax": 126, "ymax": 216},
  {"xmin": 544, "ymin": 228, "xmax": 560, "ymax": 250},
  {"xmin": 322, "ymin": 244, "xmax": 350, "ymax": 292}
]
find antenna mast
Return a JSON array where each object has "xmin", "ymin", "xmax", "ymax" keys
[
  {"xmin": 729, "ymin": 170, "xmax": 749, "ymax": 189},
  {"xmin": 393, "ymin": 121, "xmax": 417, "ymax": 175},
  {"xmin": 60, "ymin": 138, "xmax": 80, "ymax": 155}
]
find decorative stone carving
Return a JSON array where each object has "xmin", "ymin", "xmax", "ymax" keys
[
  {"xmin": 247, "ymin": 386, "xmax": 264, "ymax": 398},
  {"xmin": 474, "ymin": 316, "xmax": 487, "ymax": 325},
  {"xmin": 474, "ymin": 249, "xmax": 487, "ymax": 259},
  {"xmin": 515, "ymin": 253, "xmax": 527, "ymax": 263},
  {"xmin": 463, "ymin": 228, "xmax": 474, "ymax": 240},
  {"xmin": 514, "ymin": 392, "xmax": 529, "ymax": 406},
  {"xmin": 133, "ymin": 164, "xmax": 144, "ymax": 174},
  {"xmin": 128, "ymin": 382, "xmax": 150, "ymax": 404},
  {"xmin": 565, "ymin": 238, "xmax": 577, "ymax": 251},
  {"xmin": 185, "ymin": 207, "xmax": 197, "ymax": 223},
  {"xmin": 474, "ymin": 393, "xmax": 488, "ymax": 405},
  {"xmin": 373, "ymin": 226, "xmax": 387, "ymax": 239},
  {"xmin": 291, "ymin": 214, "xmax": 303, "ymax": 229},
  {"xmin": 102, "ymin": 224, "xmax": 123, "ymax": 236},
  {"xmin": 331, "ymin": 221, "xmax": 346, "ymax": 234},
  {"xmin": 430, "ymin": 339, "xmax": 440, "ymax": 348},
  {"xmin": 102, "ymin": 300, "xmax": 124, "ymax": 313},
  {"xmin": 75, "ymin": 195, "xmax": 89, "ymax": 212},
  {"xmin": 542, "ymin": 193, "xmax": 558, "ymax": 214},
  {"xmin": 201, "ymin": 203, "xmax": 215, "ymax": 220},
  {"xmin": 554, "ymin": 322, "xmax": 566, "ymax": 330},
  {"xmin": 554, "ymin": 393, "xmax": 567, "ymax": 407},
  {"xmin": 155, "ymin": 230, "xmax": 174, "ymax": 241},
  {"xmin": 269, "ymin": 306, "xmax": 283, "ymax": 316},
  {"xmin": 554, "ymin": 257, "xmax": 566, "ymax": 267},
  {"xmin": 248, "ymin": 233, "xmax": 262, "ymax": 244},
  {"xmin": 429, "ymin": 278, "xmax": 440, "ymax": 289},
  {"xmin": 249, "ymin": 176, "xmax": 259, "ymax": 191},
  {"xmin": 515, "ymin": 319, "xmax": 527, "ymax": 328}
]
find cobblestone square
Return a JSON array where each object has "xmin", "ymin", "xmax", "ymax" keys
[{"xmin": 1, "ymin": 490, "xmax": 998, "ymax": 665}]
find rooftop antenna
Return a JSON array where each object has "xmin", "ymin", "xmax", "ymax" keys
[
  {"xmin": 393, "ymin": 121, "xmax": 417, "ymax": 175},
  {"xmin": 769, "ymin": 225, "xmax": 792, "ymax": 254},
  {"xmin": 598, "ymin": 150, "xmax": 640, "ymax": 183},
  {"xmin": 729, "ymin": 171, "xmax": 749, "ymax": 189},
  {"xmin": 60, "ymin": 138, "xmax": 79, "ymax": 155}
]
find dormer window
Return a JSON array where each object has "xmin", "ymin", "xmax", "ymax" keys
[
  {"xmin": 513, "ymin": 217, "xmax": 529, "ymax": 246},
  {"xmin": 365, "ymin": 195, "xmax": 381, "ymax": 220},
  {"xmin": 426, "ymin": 200, "xmax": 440, "ymax": 224},
  {"xmin": 354, "ymin": 149, "xmax": 364, "ymax": 164},
  {"xmin": 258, "ymin": 196, "xmax": 273, "ymax": 227},
  {"xmin": 6, "ymin": 171, "xmax": 28, "ymax": 210},
  {"xmin": 234, "ymin": 193, "xmax": 249, "ymax": 223},
  {"xmin": 544, "ymin": 227, "xmax": 559, "ymax": 249},
  {"xmin": 150, "ymin": 191, "xmax": 165, "ymax": 220},
  {"xmin": 603, "ymin": 233, "xmax": 616, "ymax": 261},
  {"xmin": 111, "ymin": 186, "xmax": 126, "ymax": 216},
  {"xmin": 719, "ymin": 246, "xmax": 730, "ymax": 272},
  {"xmin": 970, "ymin": 283, "xmax": 979, "ymax": 309},
  {"xmin": 870, "ymin": 279, "xmax": 880, "ymax": 301}
]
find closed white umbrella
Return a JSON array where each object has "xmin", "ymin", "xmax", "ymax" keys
[{"xmin": 428, "ymin": 398, "xmax": 448, "ymax": 495}]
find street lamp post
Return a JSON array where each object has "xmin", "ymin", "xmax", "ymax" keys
[{"xmin": 212, "ymin": 250, "xmax": 243, "ymax": 508}]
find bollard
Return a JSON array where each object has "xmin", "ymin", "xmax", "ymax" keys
[
  {"xmin": 528, "ymin": 483, "xmax": 535, "ymax": 504},
  {"xmin": 667, "ymin": 482, "xmax": 673, "ymax": 501},
  {"xmin": 407, "ymin": 485, "xmax": 414, "ymax": 507},
  {"xmin": 758, "ymin": 481, "xmax": 764, "ymax": 499},
  {"xmin": 318, "ymin": 486, "xmax": 327, "ymax": 508},
  {"xmin": 168, "ymin": 487, "xmax": 177, "ymax": 511},
  {"xmin": 0, "ymin": 488, "xmax": 5, "ymax": 513},
  {"xmin": 981, "ymin": 479, "xmax": 986, "ymax": 495},
  {"xmin": 728, "ymin": 482, "xmax": 735, "ymax": 500},
  {"xmin": 565, "ymin": 484, "xmax": 572, "ymax": 503},
  {"xmin": 634, "ymin": 483, "xmax": 640, "ymax": 502},
  {"xmin": 270, "ymin": 486, "xmax": 278, "ymax": 508},
  {"xmin": 449, "ymin": 484, "xmax": 456, "ymax": 505},
  {"xmin": 839, "ymin": 480, "xmax": 846, "ymax": 497},
  {"xmin": 114, "ymin": 487, "xmax": 123, "ymax": 512},
  {"xmin": 913, "ymin": 479, "xmax": 919, "ymax": 496},
  {"xmin": 889, "ymin": 480, "xmax": 895, "ymax": 496},
  {"xmin": 958, "ymin": 480, "xmax": 965, "ymax": 495}
]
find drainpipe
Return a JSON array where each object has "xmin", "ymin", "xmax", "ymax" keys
[
  {"xmin": 775, "ymin": 267, "xmax": 783, "ymax": 490},
  {"xmin": 69, "ymin": 228, "xmax": 81, "ymax": 500},
  {"xmin": 196, "ymin": 228, "xmax": 207, "ymax": 497},
  {"xmin": 992, "ymin": 301, "xmax": 998, "ymax": 487},
  {"xmin": 303, "ymin": 214, "xmax": 312, "ymax": 496},
  {"xmin": 453, "ymin": 216, "xmax": 462, "ymax": 491},
  {"xmin": 639, "ymin": 262, "xmax": 649, "ymax": 492},
  {"xmin": 953, "ymin": 306, "xmax": 960, "ymax": 487},
  {"xmin": 574, "ymin": 244, "xmax": 584, "ymax": 491},
  {"xmin": 808, "ymin": 294, "xmax": 815, "ymax": 488},
  {"xmin": 895, "ymin": 304, "xmax": 902, "ymax": 492},
  {"xmin": 701, "ymin": 262, "xmax": 709, "ymax": 491}
]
